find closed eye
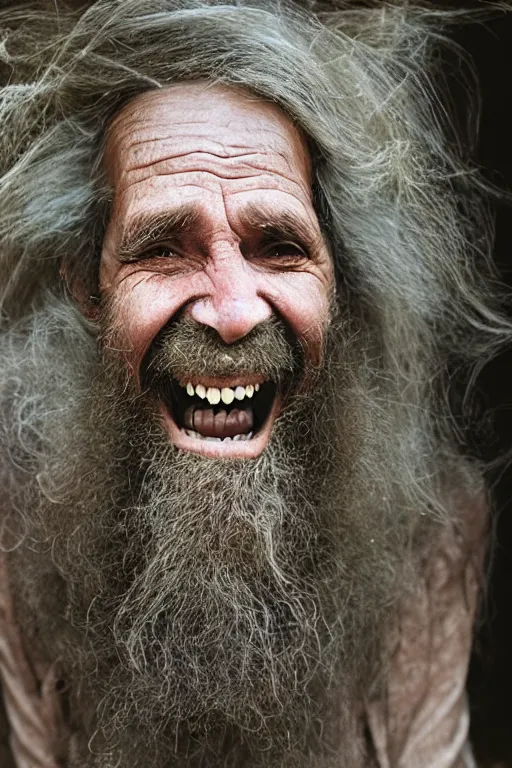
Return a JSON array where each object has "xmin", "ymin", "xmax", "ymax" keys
[
  {"xmin": 118, "ymin": 243, "xmax": 178, "ymax": 264},
  {"xmin": 258, "ymin": 241, "xmax": 309, "ymax": 268}
]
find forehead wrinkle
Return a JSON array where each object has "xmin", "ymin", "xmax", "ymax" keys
[
  {"xmin": 121, "ymin": 136, "xmax": 300, "ymax": 171},
  {"xmin": 121, "ymin": 167, "xmax": 310, "ymax": 196},
  {"xmin": 110, "ymin": 146, "xmax": 309, "ymax": 199},
  {"xmin": 113, "ymin": 115, "xmax": 299, "ymax": 151},
  {"xmin": 122, "ymin": 134, "xmax": 307, "ymax": 183},
  {"xmin": 125, "ymin": 151, "xmax": 275, "ymax": 176},
  {"xmin": 113, "ymin": 176, "xmax": 313, "ymax": 222},
  {"xmin": 110, "ymin": 124, "xmax": 307, "ymax": 177},
  {"xmin": 122, "ymin": 123, "xmax": 292, "ymax": 143}
]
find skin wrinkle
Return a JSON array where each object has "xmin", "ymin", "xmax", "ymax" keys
[
  {"xmin": 110, "ymin": 124, "xmax": 304, "ymax": 170},
  {"xmin": 101, "ymin": 84, "xmax": 332, "ymax": 402},
  {"xmin": 127, "ymin": 147, "xmax": 292, "ymax": 169},
  {"xmin": 124, "ymin": 158, "xmax": 297, "ymax": 182},
  {"xmin": 107, "ymin": 98, "xmax": 310, "ymax": 190},
  {"xmin": 116, "ymin": 164, "xmax": 311, "ymax": 195},
  {"xmin": 114, "ymin": 116, "xmax": 299, "ymax": 148}
]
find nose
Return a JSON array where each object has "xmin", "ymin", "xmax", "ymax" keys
[{"xmin": 188, "ymin": 254, "xmax": 273, "ymax": 344}]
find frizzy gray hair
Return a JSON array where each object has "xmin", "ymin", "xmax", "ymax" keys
[{"xmin": 0, "ymin": 0, "xmax": 507, "ymax": 399}]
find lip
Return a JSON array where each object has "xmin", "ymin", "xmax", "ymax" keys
[{"xmin": 159, "ymin": 394, "xmax": 281, "ymax": 459}]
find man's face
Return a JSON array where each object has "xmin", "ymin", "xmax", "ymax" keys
[{"xmin": 100, "ymin": 84, "xmax": 333, "ymax": 459}]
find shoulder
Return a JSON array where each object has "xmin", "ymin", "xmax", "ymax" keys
[{"xmin": 366, "ymin": 491, "xmax": 488, "ymax": 768}]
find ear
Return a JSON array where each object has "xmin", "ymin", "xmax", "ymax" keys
[{"xmin": 60, "ymin": 264, "xmax": 101, "ymax": 321}]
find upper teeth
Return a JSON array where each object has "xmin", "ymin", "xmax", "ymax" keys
[{"xmin": 185, "ymin": 382, "xmax": 261, "ymax": 404}]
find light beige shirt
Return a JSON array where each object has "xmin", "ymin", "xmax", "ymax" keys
[{"xmin": 366, "ymin": 498, "xmax": 486, "ymax": 768}]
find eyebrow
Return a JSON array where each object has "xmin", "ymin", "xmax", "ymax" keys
[
  {"xmin": 116, "ymin": 201, "xmax": 323, "ymax": 262},
  {"xmin": 116, "ymin": 205, "xmax": 199, "ymax": 262},
  {"xmin": 243, "ymin": 203, "xmax": 323, "ymax": 253}
]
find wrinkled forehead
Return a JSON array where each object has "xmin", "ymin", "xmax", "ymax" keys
[{"xmin": 103, "ymin": 82, "xmax": 313, "ymax": 189}]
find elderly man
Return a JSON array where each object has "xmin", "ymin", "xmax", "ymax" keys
[{"xmin": 0, "ymin": 1, "xmax": 500, "ymax": 766}]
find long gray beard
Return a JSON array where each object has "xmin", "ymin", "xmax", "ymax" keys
[{"xmin": 0, "ymin": 295, "xmax": 434, "ymax": 767}]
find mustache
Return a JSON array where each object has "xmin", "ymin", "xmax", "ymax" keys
[{"xmin": 140, "ymin": 315, "xmax": 302, "ymax": 390}]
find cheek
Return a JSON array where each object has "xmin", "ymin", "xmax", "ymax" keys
[
  {"xmin": 261, "ymin": 272, "xmax": 331, "ymax": 366},
  {"xmin": 103, "ymin": 272, "xmax": 200, "ymax": 376}
]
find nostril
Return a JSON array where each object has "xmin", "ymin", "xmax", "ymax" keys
[{"xmin": 188, "ymin": 296, "xmax": 272, "ymax": 345}]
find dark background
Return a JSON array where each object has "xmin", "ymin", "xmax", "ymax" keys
[{"xmin": 435, "ymin": 3, "xmax": 512, "ymax": 765}]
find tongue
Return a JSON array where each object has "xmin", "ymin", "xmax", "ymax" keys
[{"xmin": 184, "ymin": 407, "xmax": 253, "ymax": 438}]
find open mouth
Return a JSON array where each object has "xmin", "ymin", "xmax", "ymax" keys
[{"xmin": 155, "ymin": 376, "xmax": 281, "ymax": 458}]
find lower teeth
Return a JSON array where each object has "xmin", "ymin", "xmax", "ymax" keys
[{"xmin": 184, "ymin": 429, "xmax": 253, "ymax": 442}]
